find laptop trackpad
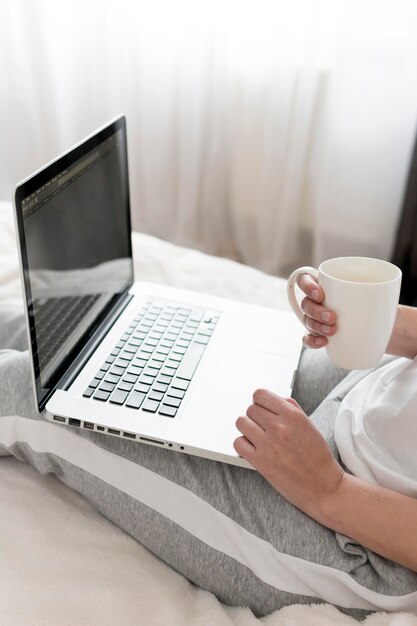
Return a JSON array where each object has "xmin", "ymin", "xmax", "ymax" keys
[{"xmin": 213, "ymin": 345, "xmax": 284, "ymax": 397}]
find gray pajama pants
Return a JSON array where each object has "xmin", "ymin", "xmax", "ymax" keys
[{"xmin": 1, "ymin": 303, "xmax": 417, "ymax": 619}]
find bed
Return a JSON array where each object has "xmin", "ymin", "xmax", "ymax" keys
[{"xmin": 0, "ymin": 201, "xmax": 415, "ymax": 626}]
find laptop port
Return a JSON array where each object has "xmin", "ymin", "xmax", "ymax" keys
[
  {"xmin": 97, "ymin": 426, "xmax": 105, "ymax": 432},
  {"xmin": 139, "ymin": 436, "xmax": 164, "ymax": 446},
  {"xmin": 53, "ymin": 415, "xmax": 66, "ymax": 423},
  {"xmin": 68, "ymin": 418, "xmax": 81, "ymax": 427},
  {"xmin": 108, "ymin": 428, "xmax": 120, "ymax": 435},
  {"xmin": 123, "ymin": 432, "xmax": 136, "ymax": 439},
  {"xmin": 84, "ymin": 422, "xmax": 94, "ymax": 430}
]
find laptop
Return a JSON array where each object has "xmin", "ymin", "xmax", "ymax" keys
[{"xmin": 14, "ymin": 115, "xmax": 303, "ymax": 468}]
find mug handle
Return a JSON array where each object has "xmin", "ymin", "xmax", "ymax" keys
[{"xmin": 287, "ymin": 266, "xmax": 319, "ymax": 324}]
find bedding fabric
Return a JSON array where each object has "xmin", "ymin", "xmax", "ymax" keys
[{"xmin": 1, "ymin": 201, "xmax": 417, "ymax": 626}]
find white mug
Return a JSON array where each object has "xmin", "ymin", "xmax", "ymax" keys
[{"xmin": 287, "ymin": 257, "xmax": 402, "ymax": 370}]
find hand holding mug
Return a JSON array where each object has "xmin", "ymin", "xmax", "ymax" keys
[
  {"xmin": 295, "ymin": 273, "xmax": 337, "ymax": 349},
  {"xmin": 287, "ymin": 257, "xmax": 402, "ymax": 370}
]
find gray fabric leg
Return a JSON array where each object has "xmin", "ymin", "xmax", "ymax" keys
[
  {"xmin": 292, "ymin": 347, "xmax": 350, "ymax": 416},
  {"xmin": 0, "ymin": 306, "xmax": 36, "ymax": 429},
  {"xmin": 0, "ymin": 304, "xmax": 416, "ymax": 618},
  {"xmin": 0, "ymin": 303, "xmax": 27, "ymax": 351}
]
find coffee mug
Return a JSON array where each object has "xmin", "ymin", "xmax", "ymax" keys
[{"xmin": 287, "ymin": 257, "xmax": 402, "ymax": 370}]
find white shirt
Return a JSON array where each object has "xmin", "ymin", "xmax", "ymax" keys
[{"xmin": 334, "ymin": 356, "xmax": 417, "ymax": 498}]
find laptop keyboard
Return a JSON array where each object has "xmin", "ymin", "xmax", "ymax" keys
[{"xmin": 83, "ymin": 297, "xmax": 219, "ymax": 418}]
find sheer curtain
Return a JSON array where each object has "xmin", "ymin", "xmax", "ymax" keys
[{"xmin": 1, "ymin": 0, "xmax": 416, "ymax": 275}]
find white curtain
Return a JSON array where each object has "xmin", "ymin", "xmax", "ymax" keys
[{"xmin": 1, "ymin": 0, "xmax": 416, "ymax": 275}]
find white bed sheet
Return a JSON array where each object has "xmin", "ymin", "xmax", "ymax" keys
[{"xmin": 0, "ymin": 202, "xmax": 415, "ymax": 626}]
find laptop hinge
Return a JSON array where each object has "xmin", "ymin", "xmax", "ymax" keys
[{"xmin": 55, "ymin": 292, "xmax": 133, "ymax": 394}]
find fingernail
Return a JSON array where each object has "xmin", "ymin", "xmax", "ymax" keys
[
  {"xmin": 314, "ymin": 337, "xmax": 323, "ymax": 346},
  {"xmin": 321, "ymin": 324, "xmax": 331, "ymax": 334},
  {"xmin": 312, "ymin": 289, "xmax": 319, "ymax": 301},
  {"xmin": 321, "ymin": 312, "xmax": 331, "ymax": 322}
]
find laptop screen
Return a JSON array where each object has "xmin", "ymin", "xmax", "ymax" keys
[{"xmin": 15, "ymin": 116, "xmax": 133, "ymax": 410}]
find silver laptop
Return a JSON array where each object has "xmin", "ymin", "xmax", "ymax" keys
[{"xmin": 14, "ymin": 115, "xmax": 303, "ymax": 468}]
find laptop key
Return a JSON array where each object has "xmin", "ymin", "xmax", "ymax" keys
[
  {"xmin": 171, "ymin": 378, "xmax": 189, "ymax": 391},
  {"xmin": 176, "ymin": 342, "xmax": 205, "ymax": 380},
  {"xmin": 155, "ymin": 346, "xmax": 170, "ymax": 356},
  {"xmin": 158, "ymin": 405, "xmax": 178, "ymax": 418},
  {"xmin": 142, "ymin": 399, "xmax": 160, "ymax": 413},
  {"xmin": 163, "ymin": 396, "xmax": 181, "ymax": 408},
  {"xmin": 83, "ymin": 386, "xmax": 95, "ymax": 398},
  {"xmin": 189, "ymin": 308, "xmax": 204, "ymax": 322},
  {"xmin": 157, "ymin": 374, "xmax": 173, "ymax": 385},
  {"xmin": 136, "ymin": 382, "xmax": 151, "ymax": 394},
  {"xmin": 140, "ymin": 374, "xmax": 155, "ymax": 386},
  {"xmin": 172, "ymin": 346, "xmax": 187, "ymax": 355},
  {"xmin": 124, "ymin": 343, "xmax": 138, "ymax": 354},
  {"xmin": 166, "ymin": 387, "xmax": 185, "ymax": 400},
  {"xmin": 99, "ymin": 381, "xmax": 116, "ymax": 393},
  {"xmin": 140, "ymin": 345, "xmax": 154, "ymax": 354},
  {"xmin": 126, "ymin": 391, "xmax": 146, "ymax": 409},
  {"xmin": 165, "ymin": 359, "xmax": 179, "ymax": 369},
  {"xmin": 147, "ymin": 360, "xmax": 162, "ymax": 370},
  {"xmin": 124, "ymin": 373, "xmax": 139, "ymax": 384},
  {"xmin": 94, "ymin": 390, "xmax": 111, "ymax": 402},
  {"xmin": 144, "ymin": 338, "xmax": 158, "ymax": 347},
  {"xmin": 148, "ymin": 390, "xmax": 164, "ymax": 402},
  {"xmin": 143, "ymin": 368, "xmax": 158, "ymax": 378},
  {"xmin": 105, "ymin": 373, "xmax": 121, "ymax": 385},
  {"xmin": 194, "ymin": 335, "xmax": 209, "ymax": 345},
  {"xmin": 161, "ymin": 367, "xmax": 176, "ymax": 377},
  {"xmin": 118, "ymin": 380, "xmax": 133, "ymax": 392},
  {"xmin": 110, "ymin": 389, "xmax": 129, "ymax": 405},
  {"xmin": 137, "ymin": 350, "xmax": 151, "ymax": 360},
  {"xmin": 152, "ymin": 382, "xmax": 169, "ymax": 393}
]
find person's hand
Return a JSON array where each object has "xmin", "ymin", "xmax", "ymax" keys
[
  {"xmin": 296, "ymin": 274, "xmax": 337, "ymax": 349},
  {"xmin": 234, "ymin": 389, "xmax": 344, "ymax": 522}
]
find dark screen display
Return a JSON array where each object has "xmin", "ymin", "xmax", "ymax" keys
[{"xmin": 16, "ymin": 119, "xmax": 133, "ymax": 404}]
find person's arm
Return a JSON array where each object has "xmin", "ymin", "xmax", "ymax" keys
[
  {"xmin": 320, "ymin": 471, "xmax": 417, "ymax": 573},
  {"xmin": 386, "ymin": 304, "xmax": 417, "ymax": 359},
  {"xmin": 297, "ymin": 274, "xmax": 417, "ymax": 359},
  {"xmin": 234, "ymin": 390, "xmax": 417, "ymax": 573}
]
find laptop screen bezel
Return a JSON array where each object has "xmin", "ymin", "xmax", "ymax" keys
[{"xmin": 14, "ymin": 115, "xmax": 134, "ymax": 412}]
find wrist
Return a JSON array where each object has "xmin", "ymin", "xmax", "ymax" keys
[
  {"xmin": 386, "ymin": 305, "xmax": 417, "ymax": 359},
  {"xmin": 314, "ymin": 469, "xmax": 349, "ymax": 530}
]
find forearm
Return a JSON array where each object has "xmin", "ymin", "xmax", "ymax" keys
[
  {"xmin": 318, "ymin": 473, "xmax": 417, "ymax": 572},
  {"xmin": 386, "ymin": 305, "xmax": 417, "ymax": 359}
]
